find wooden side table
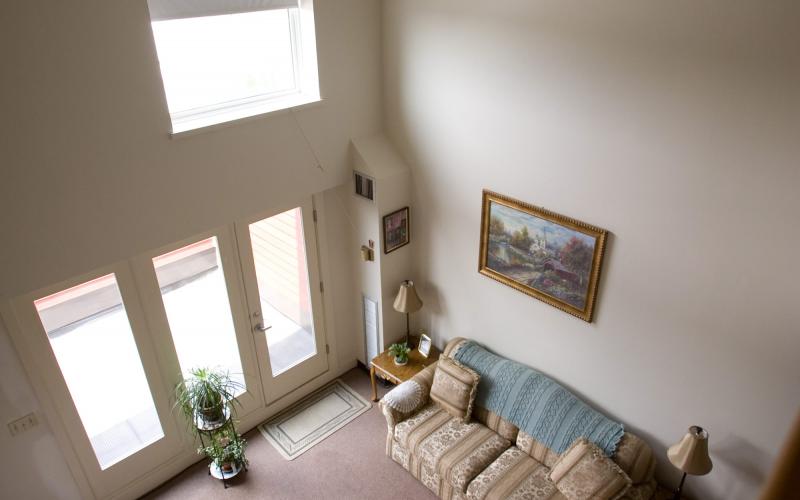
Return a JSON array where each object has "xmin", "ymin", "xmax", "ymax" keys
[{"xmin": 370, "ymin": 344, "xmax": 440, "ymax": 402}]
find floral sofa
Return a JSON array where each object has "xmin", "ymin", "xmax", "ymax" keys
[{"xmin": 379, "ymin": 338, "xmax": 658, "ymax": 500}]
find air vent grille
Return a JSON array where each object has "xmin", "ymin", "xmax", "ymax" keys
[{"xmin": 354, "ymin": 171, "xmax": 375, "ymax": 201}]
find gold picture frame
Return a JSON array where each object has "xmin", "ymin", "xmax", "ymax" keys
[{"xmin": 478, "ymin": 190, "xmax": 608, "ymax": 322}]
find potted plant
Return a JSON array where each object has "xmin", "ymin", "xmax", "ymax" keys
[
  {"xmin": 388, "ymin": 342, "xmax": 411, "ymax": 366},
  {"xmin": 175, "ymin": 367, "xmax": 243, "ymax": 427},
  {"xmin": 199, "ymin": 433, "xmax": 248, "ymax": 474}
]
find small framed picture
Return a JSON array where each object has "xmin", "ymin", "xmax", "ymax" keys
[
  {"xmin": 418, "ymin": 333, "xmax": 432, "ymax": 358},
  {"xmin": 383, "ymin": 207, "xmax": 410, "ymax": 254}
]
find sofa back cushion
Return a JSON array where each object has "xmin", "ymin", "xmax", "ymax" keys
[
  {"xmin": 515, "ymin": 429, "xmax": 656, "ymax": 485},
  {"xmin": 473, "ymin": 406, "xmax": 519, "ymax": 442},
  {"xmin": 443, "ymin": 338, "xmax": 520, "ymax": 440},
  {"xmin": 548, "ymin": 438, "xmax": 632, "ymax": 500},
  {"xmin": 430, "ymin": 358, "xmax": 480, "ymax": 422},
  {"xmin": 516, "ymin": 430, "xmax": 561, "ymax": 468},
  {"xmin": 442, "ymin": 337, "xmax": 656, "ymax": 485},
  {"xmin": 611, "ymin": 432, "xmax": 656, "ymax": 485}
]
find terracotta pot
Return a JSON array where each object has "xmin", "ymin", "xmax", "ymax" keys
[{"xmin": 221, "ymin": 462, "xmax": 234, "ymax": 473}]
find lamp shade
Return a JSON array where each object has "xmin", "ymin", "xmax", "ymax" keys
[
  {"xmin": 393, "ymin": 280, "xmax": 423, "ymax": 314},
  {"xmin": 668, "ymin": 426, "xmax": 713, "ymax": 476}
]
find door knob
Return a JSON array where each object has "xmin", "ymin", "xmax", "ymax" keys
[{"xmin": 254, "ymin": 323, "xmax": 271, "ymax": 332}]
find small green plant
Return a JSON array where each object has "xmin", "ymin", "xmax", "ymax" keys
[
  {"xmin": 388, "ymin": 342, "xmax": 411, "ymax": 364},
  {"xmin": 199, "ymin": 432, "xmax": 248, "ymax": 472},
  {"xmin": 174, "ymin": 367, "xmax": 244, "ymax": 426}
]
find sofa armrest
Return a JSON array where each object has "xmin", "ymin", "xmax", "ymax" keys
[
  {"xmin": 379, "ymin": 401, "xmax": 403, "ymax": 432},
  {"xmin": 378, "ymin": 361, "xmax": 438, "ymax": 432}
]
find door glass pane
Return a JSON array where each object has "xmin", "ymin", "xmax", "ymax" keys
[
  {"xmin": 34, "ymin": 274, "xmax": 164, "ymax": 470},
  {"xmin": 249, "ymin": 207, "xmax": 316, "ymax": 375},
  {"xmin": 152, "ymin": 237, "xmax": 245, "ymax": 390}
]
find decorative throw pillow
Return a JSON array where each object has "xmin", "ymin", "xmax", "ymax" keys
[
  {"xmin": 429, "ymin": 357, "xmax": 480, "ymax": 422},
  {"xmin": 382, "ymin": 380, "xmax": 424, "ymax": 413},
  {"xmin": 548, "ymin": 438, "xmax": 632, "ymax": 500}
]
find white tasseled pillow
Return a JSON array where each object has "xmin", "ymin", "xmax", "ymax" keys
[{"xmin": 382, "ymin": 380, "xmax": 423, "ymax": 413}]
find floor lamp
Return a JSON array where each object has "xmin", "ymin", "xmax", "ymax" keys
[{"xmin": 668, "ymin": 425, "xmax": 713, "ymax": 500}]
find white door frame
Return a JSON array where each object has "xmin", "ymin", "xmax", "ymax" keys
[
  {"xmin": 234, "ymin": 196, "xmax": 330, "ymax": 404},
  {"xmin": 3, "ymin": 262, "xmax": 184, "ymax": 499},
  {"xmin": 0, "ymin": 194, "xmax": 342, "ymax": 499},
  {"xmin": 129, "ymin": 225, "xmax": 265, "ymax": 425}
]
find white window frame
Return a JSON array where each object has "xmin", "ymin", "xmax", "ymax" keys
[{"xmin": 148, "ymin": 0, "xmax": 321, "ymax": 135}]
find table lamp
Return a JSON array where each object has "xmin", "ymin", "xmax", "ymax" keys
[
  {"xmin": 667, "ymin": 425, "xmax": 713, "ymax": 500},
  {"xmin": 393, "ymin": 280, "xmax": 422, "ymax": 348}
]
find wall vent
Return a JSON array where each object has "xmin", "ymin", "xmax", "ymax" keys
[{"xmin": 354, "ymin": 171, "xmax": 375, "ymax": 201}]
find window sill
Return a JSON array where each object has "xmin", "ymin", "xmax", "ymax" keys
[{"xmin": 168, "ymin": 92, "xmax": 323, "ymax": 137}]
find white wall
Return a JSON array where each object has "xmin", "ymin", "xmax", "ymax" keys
[
  {"xmin": 0, "ymin": 0, "xmax": 380, "ymax": 497},
  {"xmin": 0, "ymin": 0, "xmax": 381, "ymax": 298},
  {"xmin": 343, "ymin": 135, "xmax": 414, "ymax": 364},
  {"xmin": 352, "ymin": 135, "xmax": 414, "ymax": 350},
  {"xmin": 0, "ymin": 319, "xmax": 83, "ymax": 500},
  {"xmin": 383, "ymin": 1, "xmax": 800, "ymax": 499}
]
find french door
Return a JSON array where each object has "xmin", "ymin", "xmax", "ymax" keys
[
  {"xmin": 4, "ymin": 197, "xmax": 329, "ymax": 498},
  {"xmin": 235, "ymin": 198, "xmax": 328, "ymax": 403},
  {"xmin": 130, "ymin": 226, "xmax": 265, "ymax": 420},
  {"xmin": 9, "ymin": 264, "xmax": 183, "ymax": 499}
]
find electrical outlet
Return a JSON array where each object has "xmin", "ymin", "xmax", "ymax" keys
[{"xmin": 8, "ymin": 412, "xmax": 38, "ymax": 437}]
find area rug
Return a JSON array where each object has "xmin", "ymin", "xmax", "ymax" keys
[{"xmin": 257, "ymin": 379, "xmax": 371, "ymax": 460}]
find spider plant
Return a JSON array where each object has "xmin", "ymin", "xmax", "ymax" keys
[{"xmin": 174, "ymin": 367, "xmax": 244, "ymax": 426}]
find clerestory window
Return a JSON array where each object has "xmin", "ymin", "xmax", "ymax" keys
[{"xmin": 147, "ymin": 0, "xmax": 320, "ymax": 133}]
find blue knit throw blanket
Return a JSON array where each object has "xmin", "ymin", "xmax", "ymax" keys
[{"xmin": 453, "ymin": 341, "xmax": 624, "ymax": 456}]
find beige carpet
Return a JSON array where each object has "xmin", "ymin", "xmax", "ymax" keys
[{"xmin": 143, "ymin": 368, "xmax": 435, "ymax": 499}]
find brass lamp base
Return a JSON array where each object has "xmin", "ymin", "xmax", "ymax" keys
[{"xmin": 404, "ymin": 313, "xmax": 414, "ymax": 349}]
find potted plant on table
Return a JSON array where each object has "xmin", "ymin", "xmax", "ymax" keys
[
  {"xmin": 388, "ymin": 342, "xmax": 412, "ymax": 366},
  {"xmin": 174, "ymin": 367, "xmax": 243, "ymax": 428}
]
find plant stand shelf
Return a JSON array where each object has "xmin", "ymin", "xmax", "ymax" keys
[
  {"xmin": 208, "ymin": 462, "xmax": 246, "ymax": 488},
  {"xmin": 195, "ymin": 407, "xmax": 247, "ymax": 489}
]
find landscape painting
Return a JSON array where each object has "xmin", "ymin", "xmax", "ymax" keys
[{"xmin": 478, "ymin": 191, "xmax": 608, "ymax": 322}]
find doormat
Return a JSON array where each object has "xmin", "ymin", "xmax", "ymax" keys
[{"xmin": 257, "ymin": 379, "xmax": 371, "ymax": 460}]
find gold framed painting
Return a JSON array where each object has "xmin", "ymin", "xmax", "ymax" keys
[{"xmin": 478, "ymin": 190, "xmax": 608, "ymax": 322}]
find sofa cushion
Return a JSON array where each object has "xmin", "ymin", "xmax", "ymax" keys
[
  {"xmin": 430, "ymin": 358, "xmax": 480, "ymax": 422},
  {"xmin": 417, "ymin": 418, "xmax": 510, "ymax": 493},
  {"xmin": 549, "ymin": 438, "xmax": 632, "ymax": 500},
  {"xmin": 516, "ymin": 429, "xmax": 656, "ymax": 485},
  {"xmin": 474, "ymin": 406, "xmax": 519, "ymax": 442},
  {"xmin": 394, "ymin": 402, "xmax": 452, "ymax": 451},
  {"xmin": 516, "ymin": 430, "xmax": 560, "ymax": 468},
  {"xmin": 467, "ymin": 447, "xmax": 565, "ymax": 500}
]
